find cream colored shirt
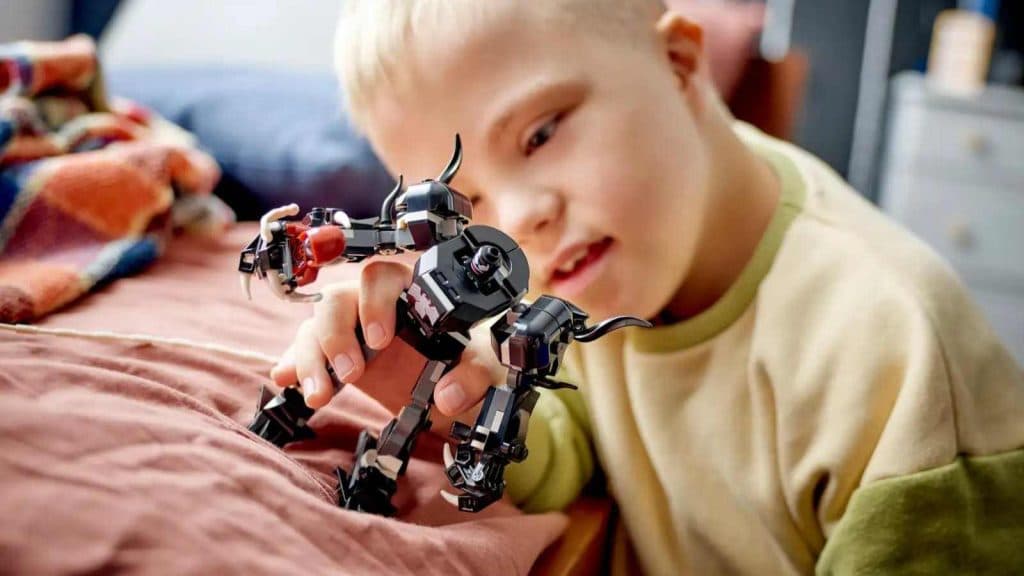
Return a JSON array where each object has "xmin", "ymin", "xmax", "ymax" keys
[{"xmin": 505, "ymin": 123, "xmax": 1024, "ymax": 575}]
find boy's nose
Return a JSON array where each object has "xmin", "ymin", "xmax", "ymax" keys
[{"xmin": 497, "ymin": 187, "xmax": 563, "ymax": 242}]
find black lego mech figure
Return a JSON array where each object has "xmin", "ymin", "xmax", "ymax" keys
[{"xmin": 238, "ymin": 136, "xmax": 650, "ymax": 515}]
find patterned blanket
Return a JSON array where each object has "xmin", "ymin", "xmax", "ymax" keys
[{"xmin": 0, "ymin": 35, "xmax": 233, "ymax": 323}]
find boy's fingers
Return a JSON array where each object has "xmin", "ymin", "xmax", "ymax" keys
[
  {"xmin": 293, "ymin": 319, "xmax": 335, "ymax": 409},
  {"xmin": 270, "ymin": 345, "xmax": 297, "ymax": 387},
  {"xmin": 359, "ymin": 261, "xmax": 413, "ymax": 350},
  {"xmin": 434, "ymin": 349, "xmax": 498, "ymax": 416},
  {"xmin": 313, "ymin": 283, "xmax": 366, "ymax": 385}
]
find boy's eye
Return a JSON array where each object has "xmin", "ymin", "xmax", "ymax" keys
[{"xmin": 524, "ymin": 114, "xmax": 562, "ymax": 157}]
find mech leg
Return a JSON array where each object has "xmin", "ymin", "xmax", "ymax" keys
[
  {"xmin": 247, "ymin": 364, "xmax": 344, "ymax": 447},
  {"xmin": 442, "ymin": 371, "xmax": 539, "ymax": 512},
  {"xmin": 248, "ymin": 326, "xmax": 382, "ymax": 447},
  {"xmin": 337, "ymin": 358, "xmax": 455, "ymax": 515}
]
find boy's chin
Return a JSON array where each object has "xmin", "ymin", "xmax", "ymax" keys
[
  {"xmin": 584, "ymin": 294, "xmax": 666, "ymax": 325},
  {"xmin": 539, "ymin": 280, "xmax": 645, "ymax": 323},
  {"xmin": 561, "ymin": 293, "xmax": 632, "ymax": 325}
]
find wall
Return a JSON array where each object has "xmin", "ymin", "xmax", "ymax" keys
[
  {"xmin": 789, "ymin": 0, "xmax": 870, "ymax": 177},
  {"xmin": 0, "ymin": 0, "xmax": 70, "ymax": 43},
  {"xmin": 99, "ymin": 0, "xmax": 342, "ymax": 72}
]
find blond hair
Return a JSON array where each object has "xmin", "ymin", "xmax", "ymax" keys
[{"xmin": 334, "ymin": 0, "xmax": 665, "ymax": 132}]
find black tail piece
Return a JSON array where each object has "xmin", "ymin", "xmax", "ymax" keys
[{"xmin": 574, "ymin": 315, "xmax": 653, "ymax": 342}]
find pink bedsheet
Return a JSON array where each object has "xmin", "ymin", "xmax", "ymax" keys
[{"xmin": 0, "ymin": 224, "xmax": 567, "ymax": 574}]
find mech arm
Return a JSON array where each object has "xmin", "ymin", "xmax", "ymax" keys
[
  {"xmin": 442, "ymin": 297, "xmax": 650, "ymax": 512},
  {"xmin": 238, "ymin": 135, "xmax": 471, "ymax": 303}
]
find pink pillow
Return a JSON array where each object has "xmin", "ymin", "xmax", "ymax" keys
[{"xmin": 664, "ymin": 0, "xmax": 767, "ymax": 99}]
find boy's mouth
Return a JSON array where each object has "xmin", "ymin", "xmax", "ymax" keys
[{"xmin": 548, "ymin": 237, "xmax": 614, "ymax": 296}]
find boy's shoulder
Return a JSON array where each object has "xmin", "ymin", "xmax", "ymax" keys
[
  {"xmin": 749, "ymin": 126, "xmax": 1023, "ymax": 466},
  {"xmin": 746, "ymin": 124, "xmax": 971, "ymax": 343},
  {"xmin": 741, "ymin": 130, "xmax": 1024, "ymax": 576}
]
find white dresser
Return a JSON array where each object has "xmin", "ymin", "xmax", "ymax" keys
[{"xmin": 879, "ymin": 72, "xmax": 1024, "ymax": 364}]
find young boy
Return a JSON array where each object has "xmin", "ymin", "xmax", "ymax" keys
[{"xmin": 270, "ymin": 1, "xmax": 1024, "ymax": 573}]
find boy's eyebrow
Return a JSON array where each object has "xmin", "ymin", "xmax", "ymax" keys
[{"xmin": 485, "ymin": 77, "xmax": 587, "ymax": 144}]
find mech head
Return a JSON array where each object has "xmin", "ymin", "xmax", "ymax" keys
[{"xmin": 391, "ymin": 135, "xmax": 474, "ymax": 250}]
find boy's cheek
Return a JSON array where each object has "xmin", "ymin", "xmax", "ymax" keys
[
  {"xmin": 523, "ymin": 254, "xmax": 550, "ymax": 294},
  {"xmin": 465, "ymin": 203, "xmax": 499, "ymax": 230}
]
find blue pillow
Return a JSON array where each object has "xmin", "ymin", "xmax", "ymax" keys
[{"xmin": 106, "ymin": 67, "xmax": 395, "ymax": 220}]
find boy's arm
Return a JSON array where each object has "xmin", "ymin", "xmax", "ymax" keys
[
  {"xmin": 775, "ymin": 276, "xmax": 1024, "ymax": 574},
  {"xmin": 504, "ymin": 377, "xmax": 596, "ymax": 513},
  {"xmin": 815, "ymin": 449, "xmax": 1024, "ymax": 575},
  {"xmin": 754, "ymin": 246, "xmax": 1024, "ymax": 574}
]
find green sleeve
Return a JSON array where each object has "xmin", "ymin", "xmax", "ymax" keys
[
  {"xmin": 504, "ymin": 382, "xmax": 595, "ymax": 513},
  {"xmin": 816, "ymin": 449, "xmax": 1024, "ymax": 575}
]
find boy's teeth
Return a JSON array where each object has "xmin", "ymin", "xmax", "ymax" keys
[{"xmin": 557, "ymin": 247, "xmax": 590, "ymax": 274}]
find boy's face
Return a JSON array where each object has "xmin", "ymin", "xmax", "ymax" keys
[{"xmin": 362, "ymin": 7, "xmax": 712, "ymax": 321}]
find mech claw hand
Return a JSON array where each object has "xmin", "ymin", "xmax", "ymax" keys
[{"xmin": 440, "ymin": 297, "xmax": 651, "ymax": 510}]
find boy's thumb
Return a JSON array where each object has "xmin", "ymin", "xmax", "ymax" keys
[{"xmin": 434, "ymin": 355, "xmax": 496, "ymax": 416}]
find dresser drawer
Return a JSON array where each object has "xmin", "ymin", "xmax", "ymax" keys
[
  {"xmin": 886, "ymin": 104, "xmax": 1024, "ymax": 180},
  {"xmin": 882, "ymin": 172, "xmax": 1024, "ymax": 284}
]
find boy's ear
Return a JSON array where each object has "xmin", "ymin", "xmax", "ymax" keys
[{"xmin": 656, "ymin": 12, "xmax": 705, "ymax": 90}]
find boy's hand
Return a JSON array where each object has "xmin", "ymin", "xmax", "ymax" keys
[{"xmin": 268, "ymin": 260, "xmax": 501, "ymax": 432}]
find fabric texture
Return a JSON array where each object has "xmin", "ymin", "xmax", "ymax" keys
[
  {"xmin": 507, "ymin": 123, "xmax": 1024, "ymax": 575},
  {"xmin": 105, "ymin": 67, "xmax": 396, "ymax": 221},
  {"xmin": 0, "ymin": 36, "xmax": 233, "ymax": 324},
  {"xmin": 0, "ymin": 223, "xmax": 568, "ymax": 575}
]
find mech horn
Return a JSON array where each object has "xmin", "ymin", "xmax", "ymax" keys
[{"xmin": 436, "ymin": 134, "xmax": 463, "ymax": 184}]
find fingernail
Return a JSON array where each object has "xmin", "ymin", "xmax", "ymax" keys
[
  {"xmin": 365, "ymin": 322, "xmax": 386, "ymax": 349},
  {"xmin": 437, "ymin": 382, "xmax": 467, "ymax": 413},
  {"xmin": 302, "ymin": 377, "xmax": 319, "ymax": 401},
  {"xmin": 333, "ymin": 353, "xmax": 355, "ymax": 379}
]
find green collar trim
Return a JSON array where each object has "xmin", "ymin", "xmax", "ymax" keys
[{"xmin": 630, "ymin": 136, "xmax": 807, "ymax": 353}]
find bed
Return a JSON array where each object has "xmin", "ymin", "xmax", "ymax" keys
[{"xmin": 1, "ymin": 221, "xmax": 613, "ymax": 575}]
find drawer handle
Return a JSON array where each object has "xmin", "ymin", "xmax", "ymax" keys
[
  {"xmin": 962, "ymin": 131, "xmax": 990, "ymax": 156},
  {"xmin": 947, "ymin": 221, "xmax": 975, "ymax": 250}
]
